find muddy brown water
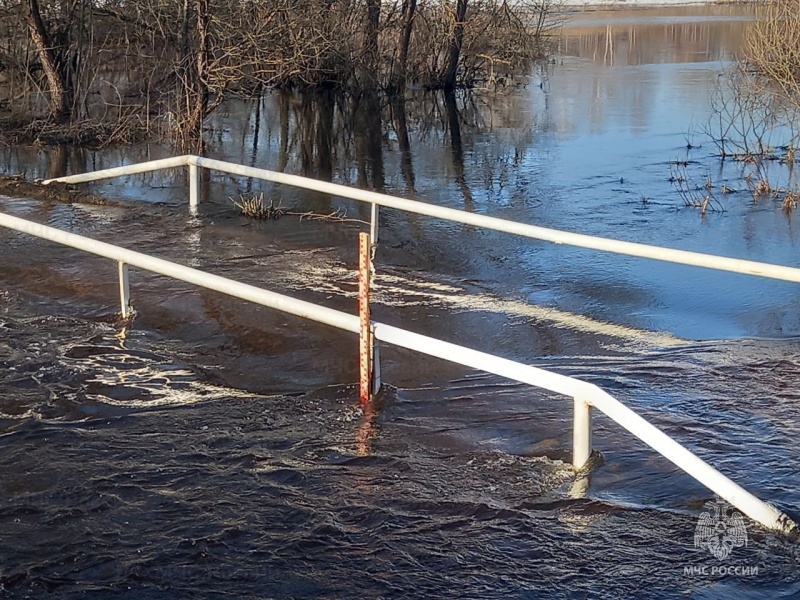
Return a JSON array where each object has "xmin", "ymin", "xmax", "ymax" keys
[{"xmin": 1, "ymin": 6, "xmax": 800, "ymax": 598}]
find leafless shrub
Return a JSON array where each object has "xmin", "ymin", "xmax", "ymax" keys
[
  {"xmin": 17, "ymin": 115, "xmax": 148, "ymax": 147},
  {"xmin": 703, "ymin": 62, "xmax": 787, "ymax": 160},
  {"xmin": 669, "ymin": 163, "xmax": 724, "ymax": 213}
]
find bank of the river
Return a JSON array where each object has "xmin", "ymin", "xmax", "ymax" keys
[{"xmin": 565, "ymin": 1, "xmax": 749, "ymax": 6}]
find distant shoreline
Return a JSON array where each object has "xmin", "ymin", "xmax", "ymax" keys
[{"xmin": 562, "ymin": 1, "xmax": 754, "ymax": 8}]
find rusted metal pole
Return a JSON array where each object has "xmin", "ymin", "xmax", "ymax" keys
[{"xmin": 358, "ymin": 232, "xmax": 372, "ymax": 405}]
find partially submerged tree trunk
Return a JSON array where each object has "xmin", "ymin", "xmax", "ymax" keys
[
  {"xmin": 362, "ymin": 0, "xmax": 381, "ymax": 88},
  {"xmin": 443, "ymin": 0, "xmax": 467, "ymax": 91},
  {"xmin": 178, "ymin": 0, "xmax": 212, "ymax": 151},
  {"xmin": 390, "ymin": 0, "xmax": 417, "ymax": 93},
  {"xmin": 26, "ymin": 0, "xmax": 71, "ymax": 123}
]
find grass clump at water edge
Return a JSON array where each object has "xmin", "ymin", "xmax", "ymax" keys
[{"xmin": 230, "ymin": 193, "xmax": 286, "ymax": 220}]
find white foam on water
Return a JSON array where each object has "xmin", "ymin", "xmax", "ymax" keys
[{"xmin": 276, "ymin": 261, "xmax": 684, "ymax": 348}]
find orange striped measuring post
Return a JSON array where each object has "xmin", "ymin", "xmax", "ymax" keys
[{"xmin": 358, "ymin": 232, "xmax": 372, "ymax": 405}]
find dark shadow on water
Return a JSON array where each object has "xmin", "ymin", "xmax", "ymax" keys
[
  {"xmin": 390, "ymin": 97, "xmax": 416, "ymax": 196},
  {"xmin": 444, "ymin": 90, "xmax": 475, "ymax": 212},
  {"xmin": 353, "ymin": 92, "xmax": 385, "ymax": 193}
]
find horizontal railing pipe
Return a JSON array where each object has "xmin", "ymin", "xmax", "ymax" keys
[
  {"xmin": 0, "ymin": 212, "xmax": 359, "ymax": 334},
  {"xmin": 189, "ymin": 156, "xmax": 800, "ymax": 284},
  {"xmin": 43, "ymin": 155, "xmax": 800, "ymax": 284},
  {"xmin": 42, "ymin": 156, "xmax": 193, "ymax": 185},
  {"xmin": 373, "ymin": 322, "xmax": 798, "ymax": 535},
  {"xmin": 588, "ymin": 388, "xmax": 795, "ymax": 534}
]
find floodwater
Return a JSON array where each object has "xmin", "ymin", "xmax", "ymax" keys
[{"xmin": 2, "ymin": 6, "xmax": 800, "ymax": 598}]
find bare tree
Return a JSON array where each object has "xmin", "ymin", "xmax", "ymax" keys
[
  {"xmin": 26, "ymin": 0, "xmax": 71, "ymax": 122},
  {"xmin": 746, "ymin": 0, "xmax": 800, "ymax": 113},
  {"xmin": 443, "ymin": 0, "xmax": 468, "ymax": 90},
  {"xmin": 362, "ymin": 0, "xmax": 381, "ymax": 87},
  {"xmin": 1, "ymin": 0, "xmax": 561, "ymax": 146},
  {"xmin": 389, "ymin": 0, "xmax": 417, "ymax": 92},
  {"xmin": 182, "ymin": 0, "xmax": 212, "ymax": 149}
]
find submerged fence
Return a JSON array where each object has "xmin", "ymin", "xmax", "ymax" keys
[{"xmin": 3, "ymin": 154, "xmax": 793, "ymax": 537}]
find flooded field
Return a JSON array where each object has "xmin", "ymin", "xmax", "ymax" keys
[{"xmin": 2, "ymin": 6, "xmax": 800, "ymax": 598}]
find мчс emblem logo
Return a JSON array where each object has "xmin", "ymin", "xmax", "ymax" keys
[{"xmin": 694, "ymin": 499, "xmax": 748, "ymax": 560}]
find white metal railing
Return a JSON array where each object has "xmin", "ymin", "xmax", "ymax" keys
[
  {"xmin": 44, "ymin": 155, "xmax": 800, "ymax": 284},
  {"xmin": 29, "ymin": 155, "xmax": 800, "ymax": 536},
  {"xmin": 1, "ymin": 218, "xmax": 797, "ymax": 537}
]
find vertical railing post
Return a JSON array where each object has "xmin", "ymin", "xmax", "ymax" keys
[
  {"xmin": 188, "ymin": 162, "xmax": 199, "ymax": 214},
  {"xmin": 371, "ymin": 338, "xmax": 381, "ymax": 397},
  {"xmin": 368, "ymin": 203, "xmax": 381, "ymax": 396},
  {"xmin": 358, "ymin": 232, "xmax": 373, "ymax": 405},
  {"xmin": 573, "ymin": 396, "xmax": 593, "ymax": 469},
  {"xmin": 370, "ymin": 202, "xmax": 379, "ymax": 244},
  {"xmin": 118, "ymin": 261, "xmax": 130, "ymax": 318}
]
